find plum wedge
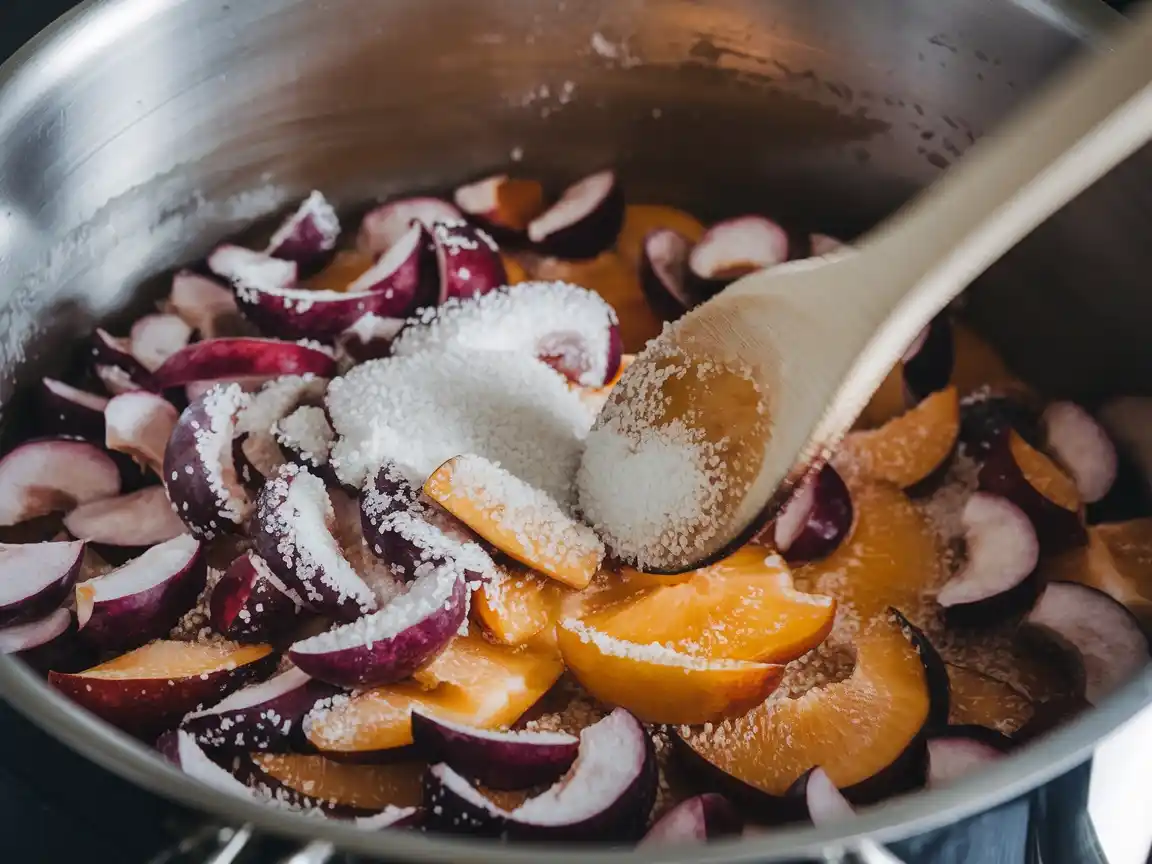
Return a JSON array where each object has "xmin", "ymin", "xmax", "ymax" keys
[
  {"xmin": 265, "ymin": 190, "xmax": 341, "ymax": 263},
  {"xmin": 926, "ymin": 727, "xmax": 1010, "ymax": 786},
  {"xmin": 1041, "ymin": 401, "xmax": 1118, "ymax": 504},
  {"xmin": 453, "ymin": 175, "xmax": 546, "ymax": 241},
  {"xmin": 935, "ymin": 492, "xmax": 1040, "ymax": 622},
  {"xmin": 677, "ymin": 615, "xmax": 937, "ymax": 802},
  {"xmin": 209, "ymin": 551, "xmax": 303, "ymax": 643},
  {"xmin": 0, "ymin": 608, "xmax": 73, "ymax": 657},
  {"xmin": 104, "ymin": 391, "xmax": 179, "ymax": 476},
  {"xmin": 424, "ymin": 708, "xmax": 656, "ymax": 842},
  {"xmin": 0, "ymin": 540, "xmax": 84, "ymax": 626},
  {"xmin": 39, "ymin": 379, "xmax": 108, "ymax": 440},
  {"xmin": 687, "ymin": 215, "xmax": 789, "ymax": 297},
  {"xmin": 150, "ymin": 338, "xmax": 336, "ymax": 390},
  {"xmin": 1023, "ymin": 581, "xmax": 1150, "ymax": 705},
  {"xmin": 74, "ymin": 534, "xmax": 206, "ymax": 650},
  {"xmin": 0, "ymin": 438, "xmax": 121, "ymax": 526},
  {"xmin": 288, "ymin": 562, "xmax": 466, "ymax": 687},
  {"xmin": 164, "ymin": 384, "xmax": 253, "ymax": 539},
  {"xmin": 253, "ymin": 464, "xmax": 377, "ymax": 619},
  {"xmin": 771, "ymin": 463, "xmax": 854, "ymax": 565},
  {"xmin": 182, "ymin": 667, "xmax": 336, "ymax": 753},
  {"xmin": 527, "ymin": 171, "xmax": 626, "ymax": 260},
  {"xmin": 792, "ymin": 767, "xmax": 856, "ymax": 826},
  {"xmin": 63, "ymin": 486, "xmax": 188, "ymax": 548},
  {"xmin": 639, "ymin": 793, "xmax": 743, "ymax": 845},
  {"xmin": 424, "ymin": 455, "xmax": 604, "ymax": 590},
  {"xmin": 431, "ymin": 220, "xmax": 508, "ymax": 302},
  {"xmin": 357, "ymin": 197, "xmax": 463, "ymax": 258},
  {"xmin": 50, "ymin": 640, "xmax": 275, "ymax": 734},
  {"xmin": 410, "ymin": 712, "xmax": 579, "ymax": 790}
]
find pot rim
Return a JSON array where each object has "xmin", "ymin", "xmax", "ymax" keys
[{"xmin": 0, "ymin": 0, "xmax": 1145, "ymax": 860}]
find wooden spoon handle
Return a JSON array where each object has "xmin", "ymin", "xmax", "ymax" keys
[{"xmin": 867, "ymin": 5, "xmax": 1152, "ymax": 323}]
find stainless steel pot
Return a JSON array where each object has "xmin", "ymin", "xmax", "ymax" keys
[{"xmin": 0, "ymin": 1, "xmax": 1149, "ymax": 861}]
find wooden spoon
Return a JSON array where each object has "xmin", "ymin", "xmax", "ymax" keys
[{"xmin": 578, "ymin": 9, "xmax": 1152, "ymax": 574}]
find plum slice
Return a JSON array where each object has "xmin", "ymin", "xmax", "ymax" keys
[
  {"xmin": 1022, "ymin": 581, "xmax": 1150, "ymax": 704},
  {"xmin": 795, "ymin": 767, "xmax": 856, "ymax": 826},
  {"xmin": 393, "ymin": 281, "xmax": 622, "ymax": 388},
  {"xmin": 639, "ymin": 793, "xmax": 742, "ymax": 845},
  {"xmin": 526, "ymin": 170, "xmax": 626, "ymax": 260},
  {"xmin": 336, "ymin": 312, "xmax": 405, "ymax": 365},
  {"xmin": 0, "ymin": 438, "xmax": 121, "ymax": 526},
  {"xmin": 473, "ymin": 563, "xmax": 569, "ymax": 646},
  {"xmin": 771, "ymin": 463, "xmax": 854, "ymax": 565},
  {"xmin": 150, "ymin": 338, "xmax": 336, "ymax": 390},
  {"xmin": 837, "ymin": 386, "xmax": 960, "ymax": 491},
  {"xmin": 432, "ymin": 220, "xmax": 507, "ymax": 302},
  {"xmin": 104, "ymin": 391, "xmax": 178, "ymax": 476},
  {"xmin": 958, "ymin": 390, "xmax": 1042, "ymax": 461},
  {"xmin": 358, "ymin": 197, "xmax": 463, "ymax": 258},
  {"xmin": 1041, "ymin": 401, "xmax": 1118, "ymax": 504},
  {"xmin": 243, "ymin": 753, "xmax": 425, "ymax": 816},
  {"xmin": 182, "ymin": 666, "xmax": 336, "ymax": 753},
  {"xmin": 615, "ymin": 204, "xmax": 708, "ymax": 271},
  {"xmin": 253, "ymin": 464, "xmax": 377, "ymax": 619},
  {"xmin": 265, "ymin": 190, "xmax": 341, "ymax": 263},
  {"xmin": 557, "ymin": 617, "xmax": 784, "ymax": 725},
  {"xmin": 91, "ymin": 328, "xmax": 155, "ymax": 394},
  {"xmin": 926, "ymin": 726, "xmax": 1010, "ymax": 787},
  {"xmin": 586, "ymin": 547, "xmax": 836, "ymax": 664},
  {"xmin": 453, "ymin": 175, "xmax": 546, "ymax": 241},
  {"xmin": 1098, "ymin": 396, "xmax": 1152, "ymax": 492},
  {"xmin": 687, "ymin": 215, "xmax": 789, "ymax": 297},
  {"xmin": 168, "ymin": 270, "xmax": 243, "ymax": 339},
  {"xmin": 289, "ymin": 561, "xmax": 466, "ymax": 687},
  {"xmin": 305, "ymin": 637, "xmax": 563, "ymax": 758},
  {"xmin": 233, "ymin": 226, "xmax": 438, "ymax": 341},
  {"xmin": 979, "ymin": 429, "xmax": 1085, "ymax": 551},
  {"xmin": 936, "ymin": 492, "xmax": 1040, "ymax": 622},
  {"xmin": 639, "ymin": 228, "xmax": 696, "ymax": 321},
  {"xmin": 159, "ymin": 729, "xmax": 267, "ymax": 803},
  {"xmin": 62, "ymin": 486, "xmax": 187, "ymax": 548},
  {"xmin": 410, "ymin": 711, "xmax": 578, "ymax": 790},
  {"xmin": 130, "ymin": 314, "xmax": 193, "ymax": 373},
  {"xmin": 50, "ymin": 640, "xmax": 275, "ymax": 734},
  {"xmin": 425, "ymin": 708, "xmax": 656, "ymax": 841},
  {"xmin": 74, "ymin": 534, "xmax": 206, "ymax": 650},
  {"xmin": 676, "ymin": 615, "xmax": 936, "ymax": 802},
  {"xmin": 209, "ymin": 551, "xmax": 303, "ymax": 643},
  {"xmin": 274, "ymin": 406, "xmax": 334, "ymax": 472},
  {"xmin": 0, "ymin": 608, "xmax": 72, "ymax": 656},
  {"xmin": 164, "ymin": 384, "xmax": 253, "ymax": 539},
  {"xmin": 424, "ymin": 454, "xmax": 604, "ymax": 590},
  {"xmin": 359, "ymin": 462, "xmax": 494, "ymax": 584},
  {"xmin": 39, "ymin": 378, "xmax": 108, "ymax": 440},
  {"xmin": 0, "ymin": 539, "xmax": 84, "ymax": 626}
]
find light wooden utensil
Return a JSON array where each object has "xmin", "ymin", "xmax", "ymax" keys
[{"xmin": 590, "ymin": 7, "xmax": 1152, "ymax": 573}]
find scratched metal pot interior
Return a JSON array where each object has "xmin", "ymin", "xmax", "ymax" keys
[{"xmin": 0, "ymin": 0, "xmax": 1149, "ymax": 862}]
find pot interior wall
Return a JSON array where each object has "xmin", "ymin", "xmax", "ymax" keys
[{"xmin": 0, "ymin": 0, "xmax": 1146, "ymax": 416}]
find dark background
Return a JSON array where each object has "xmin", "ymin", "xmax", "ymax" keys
[{"xmin": 0, "ymin": 1, "xmax": 1139, "ymax": 863}]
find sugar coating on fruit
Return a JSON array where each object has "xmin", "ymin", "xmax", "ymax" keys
[
  {"xmin": 210, "ymin": 245, "xmax": 297, "ymax": 291},
  {"xmin": 267, "ymin": 191, "xmax": 341, "ymax": 254},
  {"xmin": 431, "ymin": 455, "xmax": 604, "ymax": 583},
  {"xmin": 433, "ymin": 219, "xmax": 499, "ymax": 256},
  {"xmin": 392, "ymin": 282, "xmax": 618, "ymax": 387},
  {"xmin": 195, "ymin": 384, "xmax": 254, "ymax": 525},
  {"xmin": 291, "ymin": 563, "xmax": 462, "ymax": 654},
  {"xmin": 560, "ymin": 619, "xmax": 750, "ymax": 669},
  {"xmin": 326, "ymin": 347, "xmax": 590, "ymax": 499},
  {"xmin": 259, "ymin": 465, "xmax": 377, "ymax": 615},
  {"xmin": 275, "ymin": 406, "xmax": 334, "ymax": 468}
]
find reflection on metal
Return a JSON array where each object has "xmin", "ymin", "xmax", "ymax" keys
[{"xmin": 1087, "ymin": 709, "xmax": 1152, "ymax": 864}]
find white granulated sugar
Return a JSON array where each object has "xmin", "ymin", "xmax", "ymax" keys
[
  {"xmin": 392, "ymin": 282, "xmax": 617, "ymax": 388},
  {"xmin": 325, "ymin": 347, "xmax": 591, "ymax": 502},
  {"xmin": 196, "ymin": 384, "xmax": 254, "ymax": 525},
  {"xmin": 259, "ymin": 465, "xmax": 377, "ymax": 615},
  {"xmin": 275, "ymin": 406, "xmax": 334, "ymax": 468},
  {"xmin": 446, "ymin": 455, "xmax": 604, "ymax": 573},
  {"xmin": 292, "ymin": 563, "xmax": 461, "ymax": 654},
  {"xmin": 265, "ymin": 191, "xmax": 341, "ymax": 255},
  {"xmin": 236, "ymin": 376, "xmax": 326, "ymax": 437},
  {"xmin": 578, "ymin": 415, "xmax": 725, "ymax": 570},
  {"xmin": 561, "ymin": 619, "xmax": 748, "ymax": 668}
]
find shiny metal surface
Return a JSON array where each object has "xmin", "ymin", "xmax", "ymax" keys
[{"xmin": 0, "ymin": 0, "xmax": 1148, "ymax": 861}]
